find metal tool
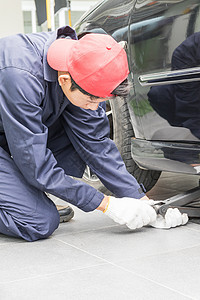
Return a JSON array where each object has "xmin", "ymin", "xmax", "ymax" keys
[{"xmin": 153, "ymin": 185, "xmax": 200, "ymax": 218}]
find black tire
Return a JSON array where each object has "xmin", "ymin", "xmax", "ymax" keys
[
  {"xmin": 82, "ymin": 97, "xmax": 161, "ymax": 193},
  {"xmin": 110, "ymin": 96, "xmax": 161, "ymax": 192}
]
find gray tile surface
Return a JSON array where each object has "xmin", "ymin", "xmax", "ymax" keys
[
  {"xmin": 0, "ymin": 264, "xmax": 191, "ymax": 300},
  {"xmin": 54, "ymin": 225, "xmax": 200, "ymax": 264},
  {"xmin": 0, "ymin": 172, "xmax": 200, "ymax": 300},
  {"xmin": 118, "ymin": 245, "xmax": 200, "ymax": 300},
  {"xmin": 0, "ymin": 238, "xmax": 102, "ymax": 283}
]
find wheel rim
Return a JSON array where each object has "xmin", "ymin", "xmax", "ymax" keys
[{"xmin": 83, "ymin": 100, "xmax": 113, "ymax": 182}]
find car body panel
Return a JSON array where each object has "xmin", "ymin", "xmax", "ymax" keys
[
  {"xmin": 74, "ymin": 0, "xmax": 200, "ymax": 175},
  {"xmin": 129, "ymin": 0, "xmax": 200, "ymax": 140}
]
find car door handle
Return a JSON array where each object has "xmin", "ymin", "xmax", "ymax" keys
[{"xmin": 138, "ymin": 66, "xmax": 200, "ymax": 86}]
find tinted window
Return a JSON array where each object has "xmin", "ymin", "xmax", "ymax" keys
[{"xmin": 128, "ymin": 0, "xmax": 200, "ymax": 141}]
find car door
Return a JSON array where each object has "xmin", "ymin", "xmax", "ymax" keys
[{"xmin": 128, "ymin": 0, "xmax": 200, "ymax": 172}]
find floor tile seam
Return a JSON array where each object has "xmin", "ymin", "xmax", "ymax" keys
[
  {"xmin": 0, "ymin": 262, "xmax": 108, "ymax": 285},
  {"xmin": 116, "ymin": 241, "xmax": 200, "ymax": 262},
  {"xmin": 52, "ymin": 238, "xmax": 194, "ymax": 300},
  {"xmin": 111, "ymin": 264, "xmax": 195, "ymax": 300},
  {"xmin": 54, "ymin": 224, "xmax": 119, "ymax": 237},
  {"xmin": 53, "ymin": 236, "xmax": 200, "ymax": 261},
  {"xmin": 54, "ymin": 237, "xmax": 111, "ymax": 262},
  {"xmin": 185, "ymin": 226, "xmax": 200, "ymax": 233},
  {"xmin": 0, "ymin": 241, "xmax": 23, "ymax": 247}
]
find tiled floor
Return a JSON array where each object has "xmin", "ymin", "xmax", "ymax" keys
[{"xmin": 1, "ymin": 172, "xmax": 200, "ymax": 300}]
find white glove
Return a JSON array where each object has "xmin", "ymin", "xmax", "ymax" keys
[
  {"xmin": 148, "ymin": 200, "xmax": 188, "ymax": 229},
  {"xmin": 103, "ymin": 196, "xmax": 157, "ymax": 229}
]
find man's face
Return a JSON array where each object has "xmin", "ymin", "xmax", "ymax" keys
[{"xmin": 58, "ymin": 72, "xmax": 109, "ymax": 110}]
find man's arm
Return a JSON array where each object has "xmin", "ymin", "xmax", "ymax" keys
[
  {"xmin": 0, "ymin": 67, "xmax": 104, "ymax": 212},
  {"xmin": 61, "ymin": 102, "xmax": 188, "ymax": 229},
  {"xmin": 61, "ymin": 102, "xmax": 145, "ymax": 199}
]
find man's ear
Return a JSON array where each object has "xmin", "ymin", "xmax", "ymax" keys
[{"xmin": 58, "ymin": 73, "xmax": 71, "ymax": 87}]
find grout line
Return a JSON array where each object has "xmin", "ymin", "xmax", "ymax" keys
[
  {"xmin": 0, "ymin": 241, "xmax": 23, "ymax": 247},
  {"xmin": 54, "ymin": 226, "xmax": 200, "ymax": 257},
  {"xmin": 0, "ymin": 262, "xmax": 108, "ymax": 285},
  {"xmin": 185, "ymin": 226, "xmax": 200, "ymax": 233},
  {"xmin": 54, "ymin": 224, "xmax": 119, "ymax": 237},
  {"xmin": 54, "ymin": 237, "xmax": 195, "ymax": 300},
  {"xmin": 138, "ymin": 241, "xmax": 200, "ymax": 259}
]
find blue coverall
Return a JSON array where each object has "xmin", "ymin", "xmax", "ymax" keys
[{"xmin": 0, "ymin": 26, "xmax": 144, "ymax": 241}]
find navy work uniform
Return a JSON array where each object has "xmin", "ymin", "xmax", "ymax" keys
[{"xmin": 0, "ymin": 26, "xmax": 145, "ymax": 241}]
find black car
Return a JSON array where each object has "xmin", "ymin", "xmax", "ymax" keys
[{"xmin": 74, "ymin": 0, "xmax": 200, "ymax": 193}]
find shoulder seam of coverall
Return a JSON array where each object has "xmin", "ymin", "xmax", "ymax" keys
[{"xmin": 0, "ymin": 66, "xmax": 44, "ymax": 81}]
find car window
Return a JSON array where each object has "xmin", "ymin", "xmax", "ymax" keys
[{"xmin": 128, "ymin": 0, "xmax": 200, "ymax": 141}]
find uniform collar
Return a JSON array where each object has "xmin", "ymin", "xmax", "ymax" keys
[{"xmin": 43, "ymin": 26, "xmax": 77, "ymax": 82}]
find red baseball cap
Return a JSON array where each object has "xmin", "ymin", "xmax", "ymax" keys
[{"xmin": 47, "ymin": 33, "xmax": 129, "ymax": 98}]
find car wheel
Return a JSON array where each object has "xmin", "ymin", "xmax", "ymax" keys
[
  {"xmin": 82, "ymin": 97, "xmax": 161, "ymax": 194},
  {"xmin": 110, "ymin": 96, "xmax": 161, "ymax": 192}
]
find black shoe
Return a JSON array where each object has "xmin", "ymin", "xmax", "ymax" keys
[{"xmin": 56, "ymin": 205, "xmax": 74, "ymax": 223}]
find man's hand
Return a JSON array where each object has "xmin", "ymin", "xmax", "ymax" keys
[
  {"xmin": 148, "ymin": 205, "xmax": 188, "ymax": 229},
  {"xmin": 101, "ymin": 196, "xmax": 157, "ymax": 229},
  {"xmin": 98, "ymin": 196, "xmax": 189, "ymax": 230}
]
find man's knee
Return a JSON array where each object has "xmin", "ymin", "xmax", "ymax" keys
[
  {"xmin": 0, "ymin": 204, "xmax": 60, "ymax": 242},
  {"xmin": 28, "ymin": 205, "xmax": 60, "ymax": 241}
]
